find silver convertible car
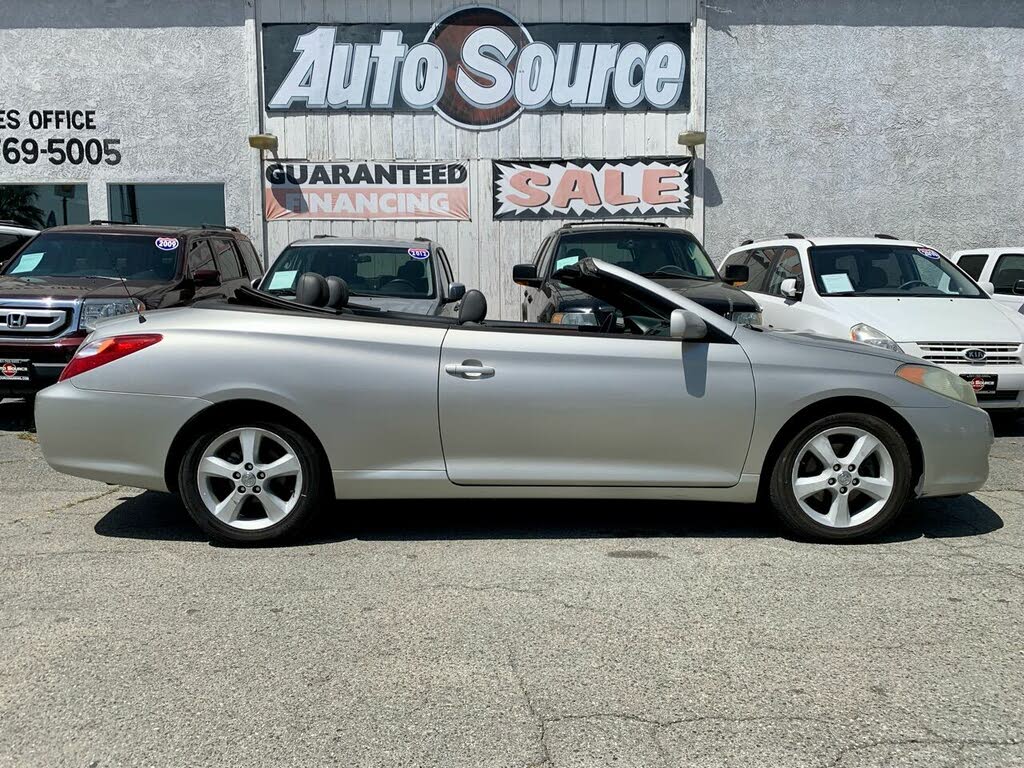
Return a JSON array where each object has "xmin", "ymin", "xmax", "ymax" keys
[{"xmin": 35, "ymin": 259, "xmax": 992, "ymax": 545}]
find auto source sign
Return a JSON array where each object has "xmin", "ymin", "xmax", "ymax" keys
[
  {"xmin": 264, "ymin": 161, "xmax": 471, "ymax": 221},
  {"xmin": 262, "ymin": 7, "xmax": 689, "ymax": 130},
  {"xmin": 493, "ymin": 157, "xmax": 691, "ymax": 220}
]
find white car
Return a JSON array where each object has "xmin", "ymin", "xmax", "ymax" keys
[
  {"xmin": 720, "ymin": 235, "xmax": 1024, "ymax": 412},
  {"xmin": 951, "ymin": 248, "xmax": 1024, "ymax": 312}
]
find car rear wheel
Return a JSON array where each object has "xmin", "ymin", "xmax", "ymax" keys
[
  {"xmin": 179, "ymin": 421, "xmax": 324, "ymax": 544},
  {"xmin": 769, "ymin": 413, "xmax": 913, "ymax": 542}
]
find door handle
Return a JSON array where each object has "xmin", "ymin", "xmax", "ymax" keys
[{"xmin": 445, "ymin": 361, "xmax": 495, "ymax": 379}]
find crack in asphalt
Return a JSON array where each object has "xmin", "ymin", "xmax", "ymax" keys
[
  {"xmin": 43, "ymin": 486, "xmax": 125, "ymax": 514},
  {"xmin": 827, "ymin": 736, "xmax": 1021, "ymax": 767}
]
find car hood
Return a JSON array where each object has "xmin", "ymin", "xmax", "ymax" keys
[
  {"xmin": 654, "ymin": 277, "xmax": 759, "ymax": 314},
  {"xmin": 834, "ymin": 296, "xmax": 1022, "ymax": 342},
  {"xmin": 0, "ymin": 274, "xmax": 168, "ymax": 302}
]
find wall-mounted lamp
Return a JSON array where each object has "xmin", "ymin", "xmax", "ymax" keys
[
  {"xmin": 677, "ymin": 130, "xmax": 706, "ymax": 156},
  {"xmin": 248, "ymin": 133, "xmax": 279, "ymax": 152}
]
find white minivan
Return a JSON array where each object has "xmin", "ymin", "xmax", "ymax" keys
[
  {"xmin": 720, "ymin": 235, "xmax": 1024, "ymax": 411},
  {"xmin": 951, "ymin": 248, "xmax": 1024, "ymax": 312}
]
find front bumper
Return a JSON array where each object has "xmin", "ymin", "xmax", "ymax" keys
[
  {"xmin": 895, "ymin": 403, "xmax": 993, "ymax": 498},
  {"xmin": 0, "ymin": 336, "xmax": 85, "ymax": 395},
  {"xmin": 36, "ymin": 382, "xmax": 212, "ymax": 491},
  {"xmin": 936, "ymin": 365, "xmax": 1024, "ymax": 410}
]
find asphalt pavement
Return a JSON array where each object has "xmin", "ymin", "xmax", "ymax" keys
[{"xmin": 0, "ymin": 397, "xmax": 1021, "ymax": 767}]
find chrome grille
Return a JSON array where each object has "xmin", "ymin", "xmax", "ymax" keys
[
  {"xmin": 0, "ymin": 302, "xmax": 75, "ymax": 340},
  {"xmin": 917, "ymin": 342, "xmax": 1022, "ymax": 366}
]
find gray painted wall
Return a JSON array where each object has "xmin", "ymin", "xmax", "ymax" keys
[
  {"xmin": 703, "ymin": 0, "xmax": 1024, "ymax": 262},
  {"xmin": 0, "ymin": 0, "xmax": 259, "ymax": 242}
]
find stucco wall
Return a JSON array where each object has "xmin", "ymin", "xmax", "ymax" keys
[
  {"xmin": 0, "ymin": 0, "xmax": 259, "ymax": 242},
  {"xmin": 703, "ymin": 0, "xmax": 1024, "ymax": 262}
]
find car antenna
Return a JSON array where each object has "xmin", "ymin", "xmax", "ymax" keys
[{"xmin": 110, "ymin": 258, "xmax": 146, "ymax": 324}]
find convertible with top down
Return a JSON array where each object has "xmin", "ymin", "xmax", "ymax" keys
[{"xmin": 35, "ymin": 259, "xmax": 992, "ymax": 544}]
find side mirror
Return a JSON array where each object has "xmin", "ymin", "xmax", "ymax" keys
[
  {"xmin": 669, "ymin": 309, "xmax": 708, "ymax": 341},
  {"xmin": 1013, "ymin": 280, "xmax": 1024, "ymax": 296},
  {"xmin": 446, "ymin": 282, "xmax": 466, "ymax": 303},
  {"xmin": 251, "ymin": 277, "xmax": 262, "ymax": 289},
  {"xmin": 192, "ymin": 269, "xmax": 222, "ymax": 287},
  {"xmin": 723, "ymin": 263, "xmax": 749, "ymax": 285},
  {"xmin": 780, "ymin": 277, "xmax": 803, "ymax": 299},
  {"xmin": 513, "ymin": 263, "xmax": 542, "ymax": 287},
  {"xmin": 980, "ymin": 280, "xmax": 995, "ymax": 295}
]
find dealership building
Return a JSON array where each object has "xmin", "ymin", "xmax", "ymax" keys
[{"xmin": 2, "ymin": 0, "xmax": 1021, "ymax": 319}]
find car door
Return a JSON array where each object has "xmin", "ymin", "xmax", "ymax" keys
[
  {"xmin": 522, "ymin": 236, "xmax": 554, "ymax": 322},
  {"xmin": 438, "ymin": 323, "xmax": 756, "ymax": 488},
  {"xmin": 186, "ymin": 238, "xmax": 222, "ymax": 301},
  {"xmin": 987, "ymin": 252, "xmax": 1024, "ymax": 311},
  {"xmin": 237, "ymin": 238, "xmax": 265, "ymax": 286},
  {"xmin": 724, "ymin": 248, "xmax": 775, "ymax": 321},
  {"xmin": 211, "ymin": 238, "xmax": 248, "ymax": 297}
]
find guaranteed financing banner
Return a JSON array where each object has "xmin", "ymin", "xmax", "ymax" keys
[
  {"xmin": 264, "ymin": 161, "xmax": 471, "ymax": 221},
  {"xmin": 492, "ymin": 157, "xmax": 691, "ymax": 220}
]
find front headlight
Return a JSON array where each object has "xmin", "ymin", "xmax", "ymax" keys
[
  {"xmin": 80, "ymin": 298, "xmax": 143, "ymax": 331},
  {"xmin": 851, "ymin": 323, "xmax": 903, "ymax": 353},
  {"xmin": 729, "ymin": 310, "xmax": 763, "ymax": 327},
  {"xmin": 551, "ymin": 310, "xmax": 598, "ymax": 326},
  {"xmin": 897, "ymin": 364, "xmax": 978, "ymax": 407}
]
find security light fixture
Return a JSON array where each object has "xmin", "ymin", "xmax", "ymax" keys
[
  {"xmin": 248, "ymin": 133, "xmax": 279, "ymax": 152},
  {"xmin": 677, "ymin": 130, "xmax": 706, "ymax": 156}
]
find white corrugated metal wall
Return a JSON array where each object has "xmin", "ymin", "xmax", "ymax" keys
[{"xmin": 257, "ymin": 0, "xmax": 705, "ymax": 320}]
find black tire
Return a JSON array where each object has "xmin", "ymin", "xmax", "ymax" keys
[
  {"xmin": 769, "ymin": 412, "xmax": 913, "ymax": 542},
  {"xmin": 178, "ymin": 420, "xmax": 325, "ymax": 545}
]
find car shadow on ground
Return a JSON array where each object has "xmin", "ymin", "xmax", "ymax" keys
[
  {"xmin": 94, "ymin": 491, "xmax": 1003, "ymax": 547},
  {"xmin": 0, "ymin": 398, "xmax": 35, "ymax": 432}
]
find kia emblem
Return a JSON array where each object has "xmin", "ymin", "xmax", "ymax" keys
[
  {"xmin": 5, "ymin": 313, "xmax": 27, "ymax": 329},
  {"xmin": 964, "ymin": 348, "xmax": 986, "ymax": 361}
]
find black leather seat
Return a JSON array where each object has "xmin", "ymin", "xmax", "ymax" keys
[
  {"xmin": 325, "ymin": 276, "xmax": 349, "ymax": 309},
  {"xmin": 458, "ymin": 290, "xmax": 487, "ymax": 325},
  {"xmin": 294, "ymin": 272, "xmax": 330, "ymax": 307}
]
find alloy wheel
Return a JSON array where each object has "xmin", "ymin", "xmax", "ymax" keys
[
  {"xmin": 790, "ymin": 426, "xmax": 895, "ymax": 529},
  {"xmin": 196, "ymin": 427, "xmax": 303, "ymax": 531}
]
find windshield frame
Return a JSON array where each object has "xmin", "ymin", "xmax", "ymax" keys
[
  {"xmin": 0, "ymin": 231, "xmax": 184, "ymax": 282},
  {"xmin": 808, "ymin": 244, "xmax": 985, "ymax": 299},
  {"xmin": 261, "ymin": 243, "xmax": 438, "ymax": 300},
  {"xmin": 550, "ymin": 229, "xmax": 720, "ymax": 283}
]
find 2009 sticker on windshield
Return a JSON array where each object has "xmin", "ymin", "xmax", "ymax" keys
[
  {"xmin": 155, "ymin": 237, "xmax": 179, "ymax": 251},
  {"xmin": 408, "ymin": 248, "xmax": 430, "ymax": 260}
]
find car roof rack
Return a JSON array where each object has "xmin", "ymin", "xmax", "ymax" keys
[
  {"xmin": 201, "ymin": 223, "xmax": 240, "ymax": 232},
  {"xmin": 874, "ymin": 233, "xmax": 899, "ymax": 239},
  {"xmin": 562, "ymin": 221, "xmax": 668, "ymax": 229},
  {"xmin": 783, "ymin": 232, "xmax": 805, "ymax": 239},
  {"xmin": 89, "ymin": 219, "xmax": 131, "ymax": 225},
  {"xmin": 739, "ymin": 238, "xmax": 754, "ymax": 246},
  {"xmin": 414, "ymin": 236, "xmax": 433, "ymax": 243},
  {"xmin": 312, "ymin": 233, "xmax": 337, "ymax": 239}
]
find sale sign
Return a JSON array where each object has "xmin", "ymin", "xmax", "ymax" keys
[
  {"xmin": 492, "ymin": 157, "xmax": 691, "ymax": 220},
  {"xmin": 264, "ymin": 161, "xmax": 471, "ymax": 221}
]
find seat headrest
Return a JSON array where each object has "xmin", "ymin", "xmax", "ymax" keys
[
  {"xmin": 325, "ymin": 276, "xmax": 349, "ymax": 309},
  {"xmin": 458, "ymin": 289, "xmax": 487, "ymax": 325},
  {"xmin": 398, "ymin": 261, "xmax": 425, "ymax": 279},
  {"xmin": 295, "ymin": 272, "xmax": 329, "ymax": 307}
]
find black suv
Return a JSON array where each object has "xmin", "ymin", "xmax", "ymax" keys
[
  {"xmin": 0, "ymin": 221, "xmax": 263, "ymax": 396},
  {"xmin": 513, "ymin": 223, "xmax": 761, "ymax": 327}
]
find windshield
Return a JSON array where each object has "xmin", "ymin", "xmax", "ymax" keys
[
  {"xmin": 552, "ymin": 230, "xmax": 717, "ymax": 281},
  {"xmin": 1, "ymin": 232, "xmax": 181, "ymax": 281},
  {"xmin": 263, "ymin": 244, "xmax": 436, "ymax": 298},
  {"xmin": 809, "ymin": 244, "xmax": 984, "ymax": 298}
]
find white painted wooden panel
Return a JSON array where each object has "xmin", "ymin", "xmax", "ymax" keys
[{"xmin": 260, "ymin": 0, "xmax": 704, "ymax": 319}]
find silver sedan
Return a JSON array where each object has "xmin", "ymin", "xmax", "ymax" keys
[{"xmin": 35, "ymin": 259, "xmax": 992, "ymax": 545}]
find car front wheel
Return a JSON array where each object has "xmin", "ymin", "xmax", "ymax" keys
[
  {"xmin": 179, "ymin": 421, "xmax": 324, "ymax": 544},
  {"xmin": 769, "ymin": 412, "xmax": 913, "ymax": 542}
]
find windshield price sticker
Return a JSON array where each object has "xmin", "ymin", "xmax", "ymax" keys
[
  {"xmin": 917, "ymin": 248, "xmax": 941, "ymax": 260},
  {"xmin": 408, "ymin": 248, "xmax": 430, "ymax": 260},
  {"xmin": 0, "ymin": 109, "xmax": 122, "ymax": 166},
  {"xmin": 155, "ymin": 237, "xmax": 180, "ymax": 251}
]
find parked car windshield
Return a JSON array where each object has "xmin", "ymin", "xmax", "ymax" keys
[
  {"xmin": 809, "ymin": 244, "xmax": 984, "ymax": 298},
  {"xmin": 263, "ymin": 244, "xmax": 436, "ymax": 298},
  {"xmin": 552, "ymin": 230, "xmax": 718, "ymax": 281},
  {"xmin": 0, "ymin": 232, "xmax": 181, "ymax": 281}
]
